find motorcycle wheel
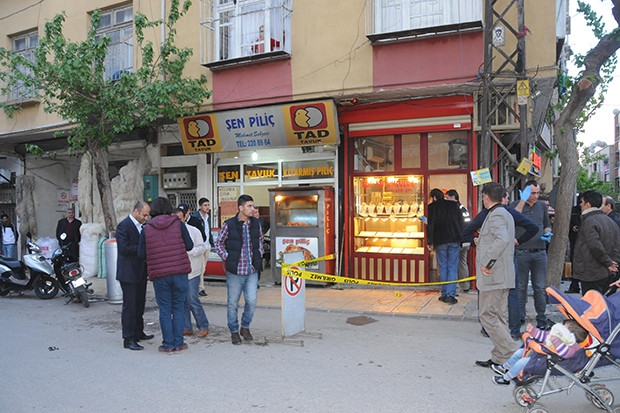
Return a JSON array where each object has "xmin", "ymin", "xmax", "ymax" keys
[
  {"xmin": 34, "ymin": 275, "xmax": 60, "ymax": 299},
  {"xmin": 78, "ymin": 289, "xmax": 90, "ymax": 308},
  {"xmin": 0, "ymin": 283, "xmax": 10, "ymax": 296}
]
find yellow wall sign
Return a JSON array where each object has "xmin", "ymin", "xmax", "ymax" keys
[
  {"xmin": 177, "ymin": 100, "xmax": 339, "ymax": 154},
  {"xmin": 517, "ymin": 157, "xmax": 533, "ymax": 175}
]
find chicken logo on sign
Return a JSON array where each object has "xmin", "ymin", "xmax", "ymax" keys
[
  {"xmin": 288, "ymin": 103, "xmax": 331, "ymax": 145},
  {"xmin": 186, "ymin": 118, "xmax": 212, "ymax": 139},
  {"xmin": 293, "ymin": 106, "xmax": 325, "ymax": 129}
]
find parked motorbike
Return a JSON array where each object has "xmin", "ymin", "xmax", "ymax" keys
[
  {"xmin": 0, "ymin": 232, "xmax": 60, "ymax": 299},
  {"xmin": 52, "ymin": 233, "xmax": 92, "ymax": 308}
]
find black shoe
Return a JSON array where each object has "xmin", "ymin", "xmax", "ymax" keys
[
  {"xmin": 240, "ymin": 327, "xmax": 253, "ymax": 341},
  {"xmin": 492, "ymin": 375, "xmax": 510, "ymax": 385},
  {"xmin": 231, "ymin": 332, "xmax": 242, "ymax": 345},
  {"xmin": 475, "ymin": 359, "xmax": 495, "ymax": 368},
  {"xmin": 443, "ymin": 295, "xmax": 458, "ymax": 305},
  {"xmin": 136, "ymin": 333, "xmax": 154, "ymax": 341},
  {"xmin": 438, "ymin": 295, "xmax": 446, "ymax": 302},
  {"xmin": 480, "ymin": 328, "xmax": 489, "ymax": 338},
  {"xmin": 199, "ymin": 290, "xmax": 208, "ymax": 297},
  {"xmin": 564, "ymin": 289, "xmax": 580, "ymax": 294},
  {"xmin": 123, "ymin": 339, "xmax": 144, "ymax": 351}
]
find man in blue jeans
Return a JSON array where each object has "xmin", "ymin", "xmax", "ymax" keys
[
  {"xmin": 214, "ymin": 194, "xmax": 264, "ymax": 345},
  {"xmin": 427, "ymin": 188, "xmax": 464, "ymax": 305},
  {"xmin": 511, "ymin": 180, "xmax": 552, "ymax": 330},
  {"xmin": 0, "ymin": 213, "xmax": 18, "ymax": 259}
]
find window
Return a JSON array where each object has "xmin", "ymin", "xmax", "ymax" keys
[
  {"xmin": 354, "ymin": 136, "xmax": 395, "ymax": 173},
  {"xmin": 10, "ymin": 30, "xmax": 38, "ymax": 101},
  {"xmin": 200, "ymin": 0, "xmax": 291, "ymax": 65},
  {"xmin": 428, "ymin": 131, "xmax": 468, "ymax": 170},
  {"xmin": 95, "ymin": 5, "xmax": 133, "ymax": 80},
  {"xmin": 367, "ymin": 0, "xmax": 482, "ymax": 40}
]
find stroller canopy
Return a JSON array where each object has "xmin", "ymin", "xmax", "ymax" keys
[{"xmin": 547, "ymin": 286, "xmax": 620, "ymax": 357}]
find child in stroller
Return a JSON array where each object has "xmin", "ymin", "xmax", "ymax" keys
[
  {"xmin": 508, "ymin": 285, "xmax": 620, "ymax": 412},
  {"xmin": 491, "ymin": 320, "xmax": 589, "ymax": 385}
]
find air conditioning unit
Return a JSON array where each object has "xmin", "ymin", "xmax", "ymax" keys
[
  {"xmin": 473, "ymin": 92, "xmax": 523, "ymax": 132},
  {"xmin": 366, "ymin": 146, "xmax": 386, "ymax": 163},
  {"xmin": 163, "ymin": 172, "xmax": 191, "ymax": 189}
]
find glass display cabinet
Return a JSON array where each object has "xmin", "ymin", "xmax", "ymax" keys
[
  {"xmin": 353, "ymin": 175, "xmax": 425, "ymax": 255},
  {"xmin": 268, "ymin": 186, "xmax": 335, "ymax": 282}
]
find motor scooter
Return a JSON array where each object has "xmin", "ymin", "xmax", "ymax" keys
[
  {"xmin": 0, "ymin": 232, "xmax": 60, "ymax": 299},
  {"xmin": 51, "ymin": 233, "xmax": 92, "ymax": 308}
]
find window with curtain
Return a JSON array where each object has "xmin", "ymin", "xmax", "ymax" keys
[
  {"xmin": 10, "ymin": 30, "xmax": 38, "ymax": 101},
  {"xmin": 95, "ymin": 4, "xmax": 133, "ymax": 80},
  {"xmin": 368, "ymin": 0, "xmax": 482, "ymax": 37},
  {"xmin": 206, "ymin": 0, "xmax": 291, "ymax": 64}
]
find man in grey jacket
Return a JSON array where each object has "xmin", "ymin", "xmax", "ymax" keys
[
  {"xmin": 474, "ymin": 182, "xmax": 518, "ymax": 368},
  {"xmin": 573, "ymin": 190, "xmax": 620, "ymax": 295}
]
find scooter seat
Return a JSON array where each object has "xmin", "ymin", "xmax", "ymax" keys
[{"xmin": 0, "ymin": 258, "xmax": 22, "ymax": 271}]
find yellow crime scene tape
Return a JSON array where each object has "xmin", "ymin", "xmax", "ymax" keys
[{"xmin": 281, "ymin": 254, "xmax": 476, "ymax": 287}]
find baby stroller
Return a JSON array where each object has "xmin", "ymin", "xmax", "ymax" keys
[{"xmin": 513, "ymin": 286, "xmax": 620, "ymax": 413}]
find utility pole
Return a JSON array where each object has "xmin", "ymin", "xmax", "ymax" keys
[{"xmin": 479, "ymin": 0, "xmax": 528, "ymax": 187}]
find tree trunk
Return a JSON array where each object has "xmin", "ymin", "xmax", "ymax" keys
[
  {"xmin": 546, "ymin": 128, "xmax": 579, "ymax": 287},
  {"xmin": 547, "ymin": 3, "xmax": 620, "ymax": 287},
  {"xmin": 89, "ymin": 147, "xmax": 117, "ymax": 236}
]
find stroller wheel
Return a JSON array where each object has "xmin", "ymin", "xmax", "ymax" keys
[
  {"xmin": 585, "ymin": 384, "xmax": 613, "ymax": 409},
  {"xmin": 526, "ymin": 403, "xmax": 549, "ymax": 413},
  {"xmin": 514, "ymin": 385, "xmax": 537, "ymax": 407}
]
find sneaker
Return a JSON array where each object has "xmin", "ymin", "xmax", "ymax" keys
[
  {"xmin": 231, "ymin": 332, "xmax": 242, "ymax": 345},
  {"xmin": 491, "ymin": 364, "xmax": 507, "ymax": 375},
  {"xmin": 443, "ymin": 295, "xmax": 458, "ymax": 305},
  {"xmin": 174, "ymin": 343, "xmax": 189, "ymax": 352},
  {"xmin": 240, "ymin": 327, "xmax": 253, "ymax": 341},
  {"xmin": 158, "ymin": 345, "xmax": 174, "ymax": 354},
  {"xmin": 438, "ymin": 295, "xmax": 446, "ymax": 302},
  {"xmin": 199, "ymin": 290, "xmax": 208, "ymax": 297},
  {"xmin": 492, "ymin": 375, "xmax": 510, "ymax": 386}
]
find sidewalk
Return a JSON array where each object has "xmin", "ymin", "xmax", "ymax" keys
[{"xmin": 88, "ymin": 275, "xmax": 565, "ymax": 323}]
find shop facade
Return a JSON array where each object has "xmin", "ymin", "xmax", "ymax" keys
[
  {"xmin": 339, "ymin": 96, "xmax": 475, "ymax": 283},
  {"xmin": 178, "ymin": 100, "xmax": 340, "ymax": 281}
]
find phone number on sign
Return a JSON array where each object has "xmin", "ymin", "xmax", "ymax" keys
[{"xmin": 235, "ymin": 138, "xmax": 272, "ymax": 148}]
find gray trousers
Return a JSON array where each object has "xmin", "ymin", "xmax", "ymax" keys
[{"xmin": 479, "ymin": 288, "xmax": 518, "ymax": 363}]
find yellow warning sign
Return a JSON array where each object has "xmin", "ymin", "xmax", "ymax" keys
[{"xmin": 517, "ymin": 79, "xmax": 530, "ymax": 97}]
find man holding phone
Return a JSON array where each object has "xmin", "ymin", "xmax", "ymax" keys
[{"xmin": 474, "ymin": 182, "xmax": 519, "ymax": 370}]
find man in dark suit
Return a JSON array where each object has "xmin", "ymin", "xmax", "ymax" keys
[{"xmin": 116, "ymin": 201, "xmax": 152, "ymax": 351}]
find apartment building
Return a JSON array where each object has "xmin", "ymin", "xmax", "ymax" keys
[{"xmin": 0, "ymin": 0, "xmax": 567, "ymax": 282}]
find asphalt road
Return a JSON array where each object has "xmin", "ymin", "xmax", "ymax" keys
[{"xmin": 2, "ymin": 291, "xmax": 620, "ymax": 413}]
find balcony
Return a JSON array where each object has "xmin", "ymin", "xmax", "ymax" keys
[{"xmin": 200, "ymin": 0, "xmax": 292, "ymax": 69}]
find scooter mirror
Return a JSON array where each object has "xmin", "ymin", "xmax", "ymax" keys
[{"xmin": 60, "ymin": 233, "xmax": 67, "ymax": 241}]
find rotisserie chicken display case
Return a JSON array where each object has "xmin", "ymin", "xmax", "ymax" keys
[{"xmin": 268, "ymin": 186, "xmax": 335, "ymax": 283}]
